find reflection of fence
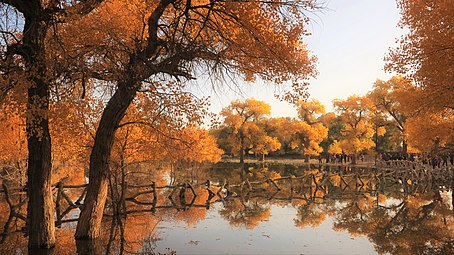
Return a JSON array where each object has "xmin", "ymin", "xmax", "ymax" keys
[
  {"xmin": 1, "ymin": 162, "xmax": 452, "ymax": 240},
  {"xmin": 376, "ymin": 160, "xmax": 453, "ymax": 184}
]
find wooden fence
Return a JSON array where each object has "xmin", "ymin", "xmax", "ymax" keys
[{"xmin": 1, "ymin": 160, "xmax": 452, "ymax": 241}]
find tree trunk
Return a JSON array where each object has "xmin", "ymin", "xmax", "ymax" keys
[
  {"xmin": 351, "ymin": 154, "xmax": 357, "ymax": 165},
  {"xmin": 75, "ymin": 82, "xmax": 136, "ymax": 239},
  {"xmin": 452, "ymin": 166, "xmax": 454, "ymax": 216},
  {"xmin": 26, "ymin": 85, "xmax": 55, "ymax": 249},
  {"xmin": 239, "ymin": 133, "xmax": 245, "ymax": 165},
  {"xmin": 23, "ymin": 12, "xmax": 55, "ymax": 249},
  {"xmin": 239, "ymin": 133, "xmax": 246, "ymax": 180},
  {"xmin": 402, "ymin": 140, "xmax": 408, "ymax": 154}
]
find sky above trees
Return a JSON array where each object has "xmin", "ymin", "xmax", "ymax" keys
[{"xmin": 195, "ymin": 0, "xmax": 403, "ymax": 117}]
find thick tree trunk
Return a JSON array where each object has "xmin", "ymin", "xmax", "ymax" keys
[
  {"xmin": 26, "ymin": 84, "xmax": 55, "ymax": 249},
  {"xmin": 75, "ymin": 82, "xmax": 136, "ymax": 239},
  {"xmin": 23, "ymin": 12, "xmax": 55, "ymax": 249}
]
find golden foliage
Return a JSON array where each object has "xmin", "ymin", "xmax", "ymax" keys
[
  {"xmin": 296, "ymin": 99, "xmax": 326, "ymax": 124},
  {"xmin": 294, "ymin": 204, "xmax": 326, "ymax": 228},
  {"xmin": 386, "ymin": 0, "xmax": 454, "ymax": 112},
  {"xmin": 0, "ymin": 111, "xmax": 26, "ymax": 163},
  {"xmin": 221, "ymin": 98, "xmax": 281, "ymax": 157},
  {"xmin": 261, "ymin": 116, "xmax": 328, "ymax": 157},
  {"xmin": 334, "ymin": 95, "xmax": 375, "ymax": 155},
  {"xmin": 405, "ymin": 111, "xmax": 454, "ymax": 152}
]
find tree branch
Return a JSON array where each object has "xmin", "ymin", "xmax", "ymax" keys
[
  {"xmin": 0, "ymin": 0, "xmax": 37, "ymax": 17},
  {"xmin": 146, "ymin": 0, "xmax": 175, "ymax": 58}
]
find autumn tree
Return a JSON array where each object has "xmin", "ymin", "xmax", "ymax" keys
[
  {"xmin": 288, "ymin": 120, "xmax": 327, "ymax": 161},
  {"xmin": 220, "ymin": 98, "xmax": 273, "ymax": 164},
  {"xmin": 256, "ymin": 114, "xmax": 327, "ymax": 160},
  {"xmin": 247, "ymin": 121, "xmax": 281, "ymax": 161},
  {"xmin": 49, "ymin": 87, "xmax": 102, "ymax": 184},
  {"xmin": 259, "ymin": 117, "xmax": 294, "ymax": 156},
  {"xmin": 294, "ymin": 99, "xmax": 328, "ymax": 161},
  {"xmin": 210, "ymin": 126, "xmax": 235, "ymax": 157},
  {"xmin": 71, "ymin": 0, "xmax": 319, "ymax": 239},
  {"xmin": 405, "ymin": 112, "xmax": 454, "ymax": 152},
  {"xmin": 334, "ymin": 192, "xmax": 454, "ymax": 255},
  {"xmin": 296, "ymin": 99, "xmax": 325, "ymax": 124},
  {"xmin": 386, "ymin": 0, "xmax": 454, "ymax": 112},
  {"xmin": 319, "ymin": 113, "xmax": 344, "ymax": 161},
  {"xmin": 256, "ymin": 99, "xmax": 329, "ymax": 161},
  {"xmin": 326, "ymin": 140, "xmax": 342, "ymax": 158},
  {"xmin": 295, "ymin": 204, "xmax": 327, "ymax": 228},
  {"xmin": 163, "ymin": 127, "xmax": 224, "ymax": 165},
  {"xmin": 219, "ymin": 198, "xmax": 271, "ymax": 229},
  {"xmin": 386, "ymin": 0, "xmax": 454, "ymax": 153},
  {"xmin": 333, "ymin": 95, "xmax": 377, "ymax": 164},
  {"xmin": 0, "ymin": 0, "xmax": 105, "ymax": 248},
  {"xmin": 368, "ymin": 76, "xmax": 411, "ymax": 153}
]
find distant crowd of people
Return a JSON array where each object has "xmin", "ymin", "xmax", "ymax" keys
[
  {"xmin": 378, "ymin": 152, "xmax": 454, "ymax": 169},
  {"xmin": 320, "ymin": 153, "xmax": 366, "ymax": 164},
  {"xmin": 317, "ymin": 151, "xmax": 454, "ymax": 169}
]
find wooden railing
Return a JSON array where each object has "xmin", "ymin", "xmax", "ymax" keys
[{"xmin": 1, "ymin": 163, "xmax": 452, "ymax": 242}]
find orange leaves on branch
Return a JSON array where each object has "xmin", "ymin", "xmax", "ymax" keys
[
  {"xmin": 168, "ymin": 127, "xmax": 224, "ymax": 163},
  {"xmin": 386, "ymin": 0, "xmax": 454, "ymax": 111},
  {"xmin": 222, "ymin": 98, "xmax": 271, "ymax": 127},
  {"xmin": 220, "ymin": 98, "xmax": 279, "ymax": 157},
  {"xmin": 328, "ymin": 140, "xmax": 342, "ymax": 155},
  {"xmin": 385, "ymin": 1, "xmax": 454, "ymax": 152},
  {"xmin": 405, "ymin": 111, "xmax": 454, "ymax": 152},
  {"xmin": 376, "ymin": 126, "xmax": 386, "ymax": 137},
  {"xmin": 333, "ymin": 95, "xmax": 375, "ymax": 155},
  {"xmin": 292, "ymin": 99, "xmax": 328, "ymax": 156},
  {"xmin": 296, "ymin": 99, "xmax": 326, "ymax": 124},
  {"xmin": 217, "ymin": 97, "xmax": 330, "ymax": 159},
  {"xmin": 0, "ymin": 110, "xmax": 27, "ymax": 170},
  {"xmin": 367, "ymin": 76, "xmax": 411, "ymax": 152}
]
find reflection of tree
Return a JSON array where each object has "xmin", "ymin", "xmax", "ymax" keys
[
  {"xmin": 77, "ymin": 214, "xmax": 165, "ymax": 255},
  {"xmin": 2, "ymin": 161, "xmax": 453, "ymax": 254},
  {"xmin": 333, "ymin": 194, "xmax": 384, "ymax": 237},
  {"xmin": 334, "ymin": 192, "xmax": 454, "ymax": 255},
  {"xmin": 219, "ymin": 198, "xmax": 270, "ymax": 229},
  {"xmin": 171, "ymin": 187, "xmax": 211, "ymax": 227},
  {"xmin": 294, "ymin": 203, "xmax": 327, "ymax": 228},
  {"xmin": 0, "ymin": 227, "xmax": 80, "ymax": 255}
]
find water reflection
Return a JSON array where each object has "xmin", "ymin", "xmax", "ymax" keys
[
  {"xmin": 219, "ymin": 199, "xmax": 271, "ymax": 229},
  {"xmin": 1, "ymin": 163, "xmax": 453, "ymax": 254},
  {"xmin": 333, "ymin": 191, "xmax": 454, "ymax": 255}
]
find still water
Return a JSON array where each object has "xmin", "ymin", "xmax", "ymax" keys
[
  {"xmin": 154, "ymin": 203, "xmax": 376, "ymax": 254},
  {"xmin": 1, "ymin": 163, "xmax": 453, "ymax": 254}
]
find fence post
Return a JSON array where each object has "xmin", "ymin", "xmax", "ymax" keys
[{"xmin": 55, "ymin": 181, "xmax": 64, "ymax": 227}]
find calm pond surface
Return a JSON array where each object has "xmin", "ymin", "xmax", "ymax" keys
[{"xmin": 1, "ymin": 163, "xmax": 453, "ymax": 254}]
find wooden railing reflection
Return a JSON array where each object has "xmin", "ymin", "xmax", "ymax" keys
[
  {"xmin": 1, "ymin": 162, "xmax": 453, "ymax": 242},
  {"xmin": 376, "ymin": 160, "xmax": 453, "ymax": 184}
]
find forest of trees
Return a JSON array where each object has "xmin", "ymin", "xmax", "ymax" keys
[
  {"xmin": 212, "ymin": 74, "xmax": 452, "ymax": 164},
  {"xmin": 0, "ymin": 0, "xmax": 452, "ymax": 251}
]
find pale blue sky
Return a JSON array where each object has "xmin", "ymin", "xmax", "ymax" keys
[{"xmin": 195, "ymin": 0, "xmax": 403, "ymax": 118}]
